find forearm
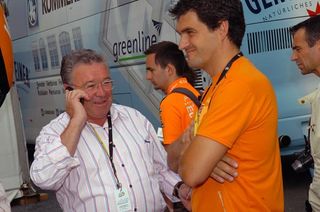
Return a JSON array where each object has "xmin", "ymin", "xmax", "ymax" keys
[
  {"xmin": 30, "ymin": 139, "xmax": 80, "ymax": 190},
  {"xmin": 165, "ymin": 139, "xmax": 186, "ymax": 172},
  {"xmin": 179, "ymin": 136, "xmax": 227, "ymax": 187},
  {"xmin": 30, "ymin": 120, "xmax": 81, "ymax": 190},
  {"xmin": 166, "ymin": 124, "xmax": 194, "ymax": 172},
  {"xmin": 61, "ymin": 118, "xmax": 85, "ymax": 156}
]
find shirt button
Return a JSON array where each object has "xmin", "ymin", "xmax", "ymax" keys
[
  {"xmin": 134, "ymin": 208, "xmax": 137, "ymax": 211},
  {"xmin": 129, "ymin": 184, "xmax": 132, "ymax": 188},
  {"xmin": 122, "ymin": 164, "xmax": 125, "ymax": 167}
]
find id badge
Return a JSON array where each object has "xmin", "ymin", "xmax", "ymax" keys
[
  {"xmin": 114, "ymin": 187, "xmax": 132, "ymax": 212},
  {"xmin": 194, "ymin": 111, "xmax": 199, "ymax": 136}
]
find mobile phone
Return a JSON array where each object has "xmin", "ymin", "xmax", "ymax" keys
[{"xmin": 66, "ymin": 86, "xmax": 84, "ymax": 104}]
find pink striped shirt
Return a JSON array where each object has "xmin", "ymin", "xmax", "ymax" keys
[{"xmin": 30, "ymin": 104, "xmax": 180, "ymax": 212}]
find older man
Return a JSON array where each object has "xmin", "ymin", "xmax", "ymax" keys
[{"xmin": 30, "ymin": 49, "xmax": 187, "ymax": 212}]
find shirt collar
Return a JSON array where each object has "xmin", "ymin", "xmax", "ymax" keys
[
  {"xmin": 109, "ymin": 103, "xmax": 130, "ymax": 122},
  {"xmin": 167, "ymin": 77, "xmax": 188, "ymax": 94},
  {"xmin": 88, "ymin": 104, "xmax": 129, "ymax": 128}
]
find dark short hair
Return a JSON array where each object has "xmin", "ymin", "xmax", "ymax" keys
[
  {"xmin": 169, "ymin": 0, "xmax": 245, "ymax": 48},
  {"xmin": 60, "ymin": 49, "xmax": 105, "ymax": 84},
  {"xmin": 290, "ymin": 15, "xmax": 320, "ymax": 47},
  {"xmin": 144, "ymin": 41, "xmax": 196, "ymax": 86}
]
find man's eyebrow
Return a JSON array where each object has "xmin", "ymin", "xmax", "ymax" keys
[
  {"xmin": 175, "ymin": 29, "xmax": 181, "ymax": 35},
  {"xmin": 180, "ymin": 27, "xmax": 195, "ymax": 33},
  {"xmin": 83, "ymin": 77, "xmax": 111, "ymax": 85},
  {"xmin": 146, "ymin": 67, "xmax": 153, "ymax": 71}
]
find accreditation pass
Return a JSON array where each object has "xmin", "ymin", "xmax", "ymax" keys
[{"xmin": 115, "ymin": 187, "xmax": 132, "ymax": 212}]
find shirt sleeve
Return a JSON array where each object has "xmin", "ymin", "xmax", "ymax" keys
[
  {"xmin": 30, "ymin": 117, "xmax": 80, "ymax": 190},
  {"xmin": 145, "ymin": 117, "xmax": 181, "ymax": 202},
  {"xmin": 160, "ymin": 95, "xmax": 185, "ymax": 145},
  {"xmin": 197, "ymin": 80, "xmax": 255, "ymax": 148}
]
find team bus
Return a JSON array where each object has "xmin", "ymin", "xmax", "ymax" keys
[{"xmin": 6, "ymin": 0, "xmax": 320, "ymax": 156}]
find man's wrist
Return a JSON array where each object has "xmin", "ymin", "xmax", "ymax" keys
[{"xmin": 172, "ymin": 181, "xmax": 184, "ymax": 198}]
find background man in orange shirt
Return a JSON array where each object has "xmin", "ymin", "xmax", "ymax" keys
[
  {"xmin": 170, "ymin": 0, "xmax": 284, "ymax": 211},
  {"xmin": 145, "ymin": 41, "xmax": 200, "ymax": 211},
  {"xmin": 145, "ymin": 41, "xmax": 200, "ymax": 150}
]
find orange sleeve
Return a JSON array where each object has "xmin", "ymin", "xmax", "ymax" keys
[
  {"xmin": 197, "ymin": 80, "xmax": 255, "ymax": 148},
  {"xmin": 160, "ymin": 94, "xmax": 185, "ymax": 145}
]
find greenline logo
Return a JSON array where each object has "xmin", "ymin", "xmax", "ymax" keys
[
  {"xmin": 118, "ymin": 54, "xmax": 146, "ymax": 62},
  {"xmin": 113, "ymin": 30, "xmax": 158, "ymax": 62}
]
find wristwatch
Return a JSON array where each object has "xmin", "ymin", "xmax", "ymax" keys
[{"xmin": 172, "ymin": 181, "xmax": 184, "ymax": 198}]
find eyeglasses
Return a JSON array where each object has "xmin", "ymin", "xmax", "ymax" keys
[{"xmin": 71, "ymin": 79, "xmax": 113, "ymax": 93}]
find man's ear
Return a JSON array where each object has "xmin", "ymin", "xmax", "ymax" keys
[
  {"xmin": 166, "ymin": 63, "xmax": 176, "ymax": 76},
  {"xmin": 63, "ymin": 83, "xmax": 70, "ymax": 90},
  {"xmin": 218, "ymin": 20, "xmax": 229, "ymax": 40},
  {"xmin": 316, "ymin": 39, "xmax": 320, "ymax": 50}
]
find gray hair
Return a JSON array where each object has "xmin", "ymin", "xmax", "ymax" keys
[{"xmin": 60, "ymin": 49, "xmax": 106, "ymax": 84}]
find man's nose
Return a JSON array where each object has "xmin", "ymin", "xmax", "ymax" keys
[
  {"xmin": 95, "ymin": 83, "xmax": 106, "ymax": 96},
  {"xmin": 146, "ymin": 71, "xmax": 152, "ymax": 80},
  {"xmin": 291, "ymin": 51, "xmax": 297, "ymax": 61},
  {"xmin": 178, "ymin": 36, "xmax": 189, "ymax": 51}
]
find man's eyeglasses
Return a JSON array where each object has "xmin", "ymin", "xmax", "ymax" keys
[{"xmin": 70, "ymin": 79, "xmax": 113, "ymax": 93}]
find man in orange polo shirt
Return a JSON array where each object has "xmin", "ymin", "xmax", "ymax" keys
[
  {"xmin": 145, "ymin": 41, "xmax": 200, "ymax": 148},
  {"xmin": 170, "ymin": 0, "xmax": 284, "ymax": 211},
  {"xmin": 145, "ymin": 41, "xmax": 200, "ymax": 211}
]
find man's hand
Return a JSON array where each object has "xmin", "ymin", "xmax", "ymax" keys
[
  {"xmin": 166, "ymin": 123, "xmax": 195, "ymax": 172},
  {"xmin": 179, "ymin": 123, "xmax": 194, "ymax": 156},
  {"xmin": 65, "ymin": 88, "xmax": 88, "ymax": 125},
  {"xmin": 178, "ymin": 183, "xmax": 192, "ymax": 211},
  {"xmin": 211, "ymin": 155, "xmax": 238, "ymax": 183},
  {"xmin": 61, "ymin": 88, "xmax": 89, "ymax": 156}
]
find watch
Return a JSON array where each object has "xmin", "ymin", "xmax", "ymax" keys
[{"xmin": 172, "ymin": 181, "xmax": 184, "ymax": 198}]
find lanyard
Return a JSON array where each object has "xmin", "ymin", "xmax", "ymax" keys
[
  {"xmin": 201, "ymin": 52, "xmax": 243, "ymax": 102},
  {"xmin": 194, "ymin": 52, "xmax": 244, "ymax": 135},
  {"xmin": 88, "ymin": 112, "xmax": 122, "ymax": 189}
]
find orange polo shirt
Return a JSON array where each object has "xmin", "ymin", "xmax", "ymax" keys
[
  {"xmin": 193, "ymin": 57, "xmax": 284, "ymax": 211},
  {"xmin": 160, "ymin": 77, "xmax": 200, "ymax": 145}
]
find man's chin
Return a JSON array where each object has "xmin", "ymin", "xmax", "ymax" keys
[
  {"xmin": 186, "ymin": 58, "xmax": 202, "ymax": 69},
  {"xmin": 188, "ymin": 64, "xmax": 201, "ymax": 70},
  {"xmin": 300, "ymin": 68, "xmax": 312, "ymax": 75}
]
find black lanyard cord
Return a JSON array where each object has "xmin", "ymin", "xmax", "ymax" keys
[
  {"xmin": 201, "ymin": 52, "xmax": 243, "ymax": 102},
  {"xmin": 88, "ymin": 112, "xmax": 121, "ymax": 189},
  {"xmin": 107, "ymin": 111, "xmax": 113, "ymax": 161},
  {"xmin": 106, "ymin": 111, "xmax": 121, "ymax": 189}
]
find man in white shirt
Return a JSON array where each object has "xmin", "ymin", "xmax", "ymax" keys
[
  {"xmin": 29, "ymin": 49, "xmax": 188, "ymax": 212},
  {"xmin": 290, "ymin": 15, "xmax": 320, "ymax": 211}
]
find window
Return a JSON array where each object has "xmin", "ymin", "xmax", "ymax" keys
[
  {"xmin": 31, "ymin": 41, "xmax": 40, "ymax": 72},
  {"xmin": 72, "ymin": 27, "xmax": 83, "ymax": 50},
  {"xmin": 47, "ymin": 35, "xmax": 60, "ymax": 67},
  {"xmin": 39, "ymin": 38, "xmax": 48, "ymax": 70},
  {"xmin": 59, "ymin": 31, "xmax": 72, "ymax": 57}
]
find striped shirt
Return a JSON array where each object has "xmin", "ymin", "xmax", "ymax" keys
[
  {"xmin": 0, "ymin": 182, "xmax": 11, "ymax": 212},
  {"xmin": 30, "ymin": 104, "xmax": 180, "ymax": 212}
]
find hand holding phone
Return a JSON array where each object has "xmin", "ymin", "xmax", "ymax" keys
[{"xmin": 66, "ymin": 86, "xmax": 84, "ymax": 104}]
